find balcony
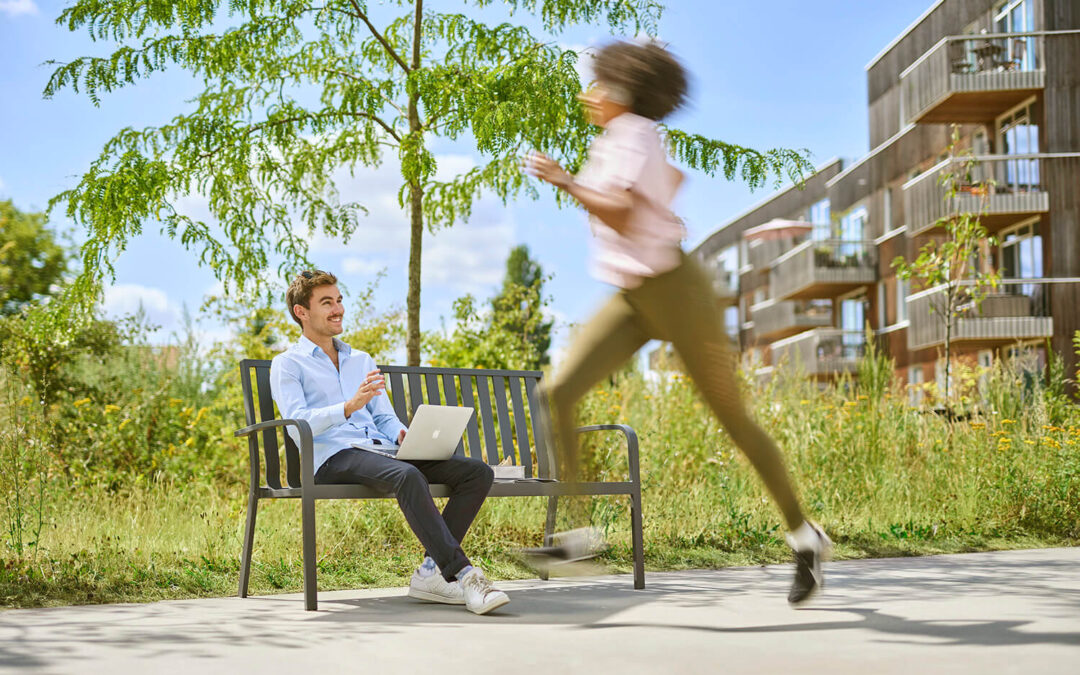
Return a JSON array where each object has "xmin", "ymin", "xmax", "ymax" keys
[
  {"xmin": 770, "ymin": 329, "xmax": 865, "ymax": 378},
  {"xmin": 770, "ymin": 239, "xmax": 877, "ymax": 301},
  {"xmin": 747, "ymin": 236, "xmax": 801, "ymax": 272},
  {"xmin": 900, "ymin": 32, "xmax": 1045, "ymax": 126},
  {"xmin": 904, "ymin": 278, "xmax": 1078, "ymax": 351},
  {"xmin": 902, "ymin": 154, "xmax": 1063, "ymax": 236},
  {"xmin": 750, "ymin": 299, "xmax": 833, "ymax": 342}
]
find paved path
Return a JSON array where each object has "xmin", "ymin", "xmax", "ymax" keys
[{"xmin": 2, "ymin": 548, "xmax": 1079, "ymax": 674}]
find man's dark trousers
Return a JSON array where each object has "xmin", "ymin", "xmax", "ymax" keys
[{"xmin": 314, "ymin": 448, "xmax": 494, "ymax": 581}]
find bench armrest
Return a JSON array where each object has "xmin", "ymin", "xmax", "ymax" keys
[
  {"xmin": 577, "ymin": 424, "xmax": 641, "ymax": 486},
  {"xmin": 234, "ymin": 418, "xmax": 315, "ymax": 489}
]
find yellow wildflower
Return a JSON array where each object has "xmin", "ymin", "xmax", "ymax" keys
[
  {"xmin": 856, "ymin": 395, "xmax": 869, "ymax": 401},
  {"xmin": 800, "ymin": 400, "xmax": 810, "ymax": 405},
  {"xmin": 1024, "ymin": 440, "xmax": 1036, "ymax": 446},
  {"xmin": 73, "ymin": 398, "xmax": 91, "ymax": 408},
  {"xmin": 104, "ymin": 404, "xmax": 121, "ymax": 414},
  {"xmin": 184, "ymin": 437, "xmax": 196, "ymax": 447},
  {"xmin": 1001, "ymin": 419, "xmax": 1016, "ymax": 425},
  {"xmin": 118, "ymin": 418, "xmax": 131, "ymax": 431},
  {"xmin": 844, "ymin": 401, "xmax": 858, "ymax": 408}
]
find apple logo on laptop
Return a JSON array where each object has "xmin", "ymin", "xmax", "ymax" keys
[{"xmin": 432, "ymin": 430, "xmax": 440, "ymax": 439}]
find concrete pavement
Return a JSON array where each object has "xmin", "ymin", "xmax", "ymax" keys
[{"xmin": 2, "ymin": 547, "xmax": 1079, "ymax": 674}]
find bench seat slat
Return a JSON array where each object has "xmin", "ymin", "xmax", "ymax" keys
[
  {"xmin": 508, "ymin": 377, "xmax": 533, "ymax": 477},
  {"xmin": 491, "ymin": 378, "xmax": 516, "ymax": 465},
  {"xmin": 459, "ymin": 376, "xmax": 484, "ymax": 461},
  {"xmin": 475, "ymin": 376, "xmax": 500, "ymax": 465}
]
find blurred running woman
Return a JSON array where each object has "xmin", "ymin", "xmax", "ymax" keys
[{"xmin": 524, "ymin": 40, "xmax": 831, "ymax": 604}]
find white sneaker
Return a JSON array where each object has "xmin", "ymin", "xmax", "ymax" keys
[
  {"xmin": 458, "ymin": 568, "xmax": 510, "ymax": 615},
  {"xmin": 408, "ymin": 569, "xmax": 465, "ymax": 605}
]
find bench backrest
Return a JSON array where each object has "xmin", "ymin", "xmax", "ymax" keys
[{"xmin": 239, "ymin": 360, "xmax": 554, "ymax": 489}]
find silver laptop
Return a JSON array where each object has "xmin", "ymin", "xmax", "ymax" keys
[{"xmin": 351, "ymin": 404, "xmax": 475, "ymax": 460}]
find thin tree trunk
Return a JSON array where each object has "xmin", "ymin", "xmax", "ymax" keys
[{"xmin": 406, "ymin": 0, "xmax": 424, "ymax": 366}]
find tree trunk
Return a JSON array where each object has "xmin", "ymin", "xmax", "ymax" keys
[
  {"xmin": 407, "ymin": 181, "xmax": 423, "ymax": 366},
  {"xmin": 405, "ymin": 0, "xmax": 424, "ymax": 366}
]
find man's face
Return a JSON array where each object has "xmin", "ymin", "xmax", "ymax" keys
[{"xmin": 295, "ymin": 284, "xmax": 344, "ymax": 337}]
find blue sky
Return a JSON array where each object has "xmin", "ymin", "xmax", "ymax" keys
[{"xmin": 0, "ymin": 0, "xmax": 932, "ymax": 361}]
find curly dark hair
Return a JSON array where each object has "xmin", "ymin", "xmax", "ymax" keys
[{"xmin": 591, "ymin": 41, "xmax": 689, "ymax": 121}]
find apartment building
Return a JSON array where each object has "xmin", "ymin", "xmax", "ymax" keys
[{"xmin": 693, "ymin": 0, "xmax": 1080, "ymax": 392}]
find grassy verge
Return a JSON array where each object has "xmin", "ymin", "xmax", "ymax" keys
[{"xmin": 3, "ymin": 346, "xmax": 1079, "ymax": 609}]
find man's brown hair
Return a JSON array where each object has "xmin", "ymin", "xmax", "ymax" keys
[{"xmin": 285, "ymin": 270, "xmax": 338, "ymax": 326}]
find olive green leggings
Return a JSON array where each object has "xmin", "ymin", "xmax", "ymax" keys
[{"xmin": 543, "ymin": 254, "xmax": 806, "ymax": 531}]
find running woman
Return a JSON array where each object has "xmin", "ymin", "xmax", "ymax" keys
[{"xmin": 523, "ymin": 40, "xmax": 831, "ymax": 604}]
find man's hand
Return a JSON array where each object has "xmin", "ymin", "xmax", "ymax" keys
[
  {"xmin": 397, "ymin": 429, "xmax": 407, "ymax": 445},
  {"xmin": 344, "ymin": 370, "xmax": 385, "ymax": 418},
  {"xmin": 523, "ymin": 153, "xmax": 574, "ymax": 190}
]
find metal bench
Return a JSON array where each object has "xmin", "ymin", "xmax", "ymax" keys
[{"xmin": 234, "ymin": 360, "xmax": 645, "ymax": 610}]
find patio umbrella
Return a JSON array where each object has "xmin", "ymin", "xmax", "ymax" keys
[{"xmin": 743, "ymin": 219, "xmax": 813, "ymax": 241}]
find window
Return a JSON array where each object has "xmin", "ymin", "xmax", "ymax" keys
[
  {"xmin": 810, "ymin": 198, "xmax": 831, "ymax": 241},
  {"xmin": 998, "ymin": 102, "xmax": 1040, "ymax": 190},
  {"xmin": 839, "ymin": 206, "xmax": 867, "ymax": 257},
  {"xmin": 724, "ymin": 306, "xmax": 739, "ymax": 341},
  {"xmin": 1000, "ymin": 220, "xmax": 1043, "ymax": 280},
  {"xmin": 877, "ymin": 283, "xmax": 886, "ymax": 329},
  {"xmin": 714, "ymin": 245, "xmax": 739, "ymax": 295},
  {"xmin": 896, "ymin": 277, "xmax": 909, "ymax": 323},
  {"xmin": 908, "ymin": 366, "xmax": 924, "ymax": 405},
  {"xmin": 994, "ymin": 0, "xmax": 1037, "ymax": 70},
  {"xmin": 841, "ymin": 294, "xmax": 867, "ymax": 355}
]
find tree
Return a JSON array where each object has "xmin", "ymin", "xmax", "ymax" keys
[
  {"xmin": 893, "ymin": 127, "xmax": 999, "ymax": 405},
  {"xmin": 426, "ymin": 245, "xmax": 552, "ymax": 370},
  {"xmin": 0, "ymin": 201, "xmax": 67, "ymax": 316},
  {"xmin": 491, "ymin": 244, "xmax": 552, "ymax": 367},
  {"xmin": 45, "ymin": 0, "xmax": 813, "ymax": 364}
]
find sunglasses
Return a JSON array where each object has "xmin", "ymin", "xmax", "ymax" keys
[{"xmin": 299, "ymin": 269, "xmax": 326, "ymax": 280}]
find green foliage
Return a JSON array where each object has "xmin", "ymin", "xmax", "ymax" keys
[
  {"xmin": 0, "ymin": 201, "xmax": 68, "ymax": 316},
  {"xmin": 43, "ymin": 0, "xmax": 813, "ymax": 365},
  {"xmin": 425, "ymin": 245, "xmax": 552, "ymax": 370},
  {"xmin": 0, "ymin": 370, "xmax": 50, "ymax": 561},
  {"xmin": 1, "ymin": 324, "xmax": 1078, "ymax": 606},
  {"xmin": 0, "ymin": 309, "xmax": 125, "ymax": 406}
]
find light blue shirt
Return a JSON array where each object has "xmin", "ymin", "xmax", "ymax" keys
[{"xmin": 270, "ymin": 335, "xmax": 407, "ymax": 472}]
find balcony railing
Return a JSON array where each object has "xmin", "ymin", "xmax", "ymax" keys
[
  {"xmin": 770, "ymin": 328, "xmax": 865, "ymax": 377},
  {"xmin": 750, "ymin": 299, "xmax": 833, "ymax": 342},
  {"xmin": 905, "ymin": 278, "xmax": 1079, "ymax": 351},
  {"xmin": 747, "ymin": 235, "xmax": 804, "ymax": 272},
  {"xmin": 901, "ymin": 153, "xmax": 1078, "ymax": 235},
  {"xmin": 770, "ymin": 239, "xmax": 877, "ymax": 301},
  {"xmin": 900, "ymin": 32, "xmax": 1047, "ymax": 125}
]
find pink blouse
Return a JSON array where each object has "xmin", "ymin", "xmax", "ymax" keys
[{"xmin": 575, "ymin": 113, "xmax": 685, "ymax": 289}]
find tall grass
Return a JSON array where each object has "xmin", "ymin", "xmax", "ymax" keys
[{"xmin": 1, "ymin": 335, "xmax": 1078, "ymax": 607}]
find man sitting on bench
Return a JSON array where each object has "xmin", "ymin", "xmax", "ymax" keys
[{"xmin": 269, "ymin": 269, "xmax": 509, "ymax": 615}]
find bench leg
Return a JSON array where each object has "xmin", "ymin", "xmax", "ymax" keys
[
  {"xmin": 631, "ymin": 489, "xmax": 645, "ymax": 590},
  {"xmin": 238, "ymin": 492, "xmax": 259, "ymax": 598},
  {"xmin": 301, "ymin": 493, "xmax": 318, "ymax": 610},
  {"xmin": 538, "ymin": 496, "xmax": 559, "ymax": 581}
]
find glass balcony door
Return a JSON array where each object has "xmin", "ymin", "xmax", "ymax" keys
[{"xmin": 994, "ymin": 0, "xmax": 1037, "ymax": 70}]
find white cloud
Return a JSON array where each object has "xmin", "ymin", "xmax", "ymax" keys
[
  {"xmin": 341, "ymin": 256, "xmax": 386, "ymax": 277},
  {"xmin": 0, "ymin": 0, "xmax": 38, "ymax": 17},
  {"xmin": 102, "ymin": 284, "xmax": 183, "ymax": 337},
  {"xmin": 422, "ymin": 205, "xmax": 515, "ymax": 296}
]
